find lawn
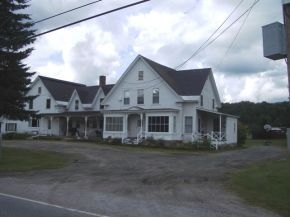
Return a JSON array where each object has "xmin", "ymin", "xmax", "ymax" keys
[
  {"xmin": 228, "ymin": 152, "xmax": 290, "ymax": 216},
  {"xmin": 245, "ymin": 138, "xmax": 287, "ymax": 147},
  {"xmin": 0, "ymin": 147, "xmax": 70, "ymax": 172}
]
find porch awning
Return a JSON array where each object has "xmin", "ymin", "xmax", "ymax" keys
[
  {"xmin": 196, "ymin": 107, "xmax": 239, "ymax": 118},
  {"xmin": 40, "ymin": 111, "xmax": 102, "ymax": 117}
]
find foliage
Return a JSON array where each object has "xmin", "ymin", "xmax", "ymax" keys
[
  {"xmin": 0, "ymin": 0, "xmax": 36, "ymax": 120},
  {"xmin": 32, "ymin": 135, "xmax": 62, "ymax": 141},
  {"xmin": 237, "ymin": 122, "xmax": 247, "ymax": 146},
  {"xmin": 0, "ymin": 147, "xmax": 70, "ymax": 172},
  {"xmin": 228, "ymin": 154, "xmax": 290, "ymax": 216},
  {"xmin": 2, "ymin": 132, "xmax": 31, "ymax": 140},
  {"xmin": 220, "ymin": 101, "xmax": 290, "ymax": 139}
]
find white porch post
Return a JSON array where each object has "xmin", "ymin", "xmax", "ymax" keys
[
  {"xmin": 140, "ymin": 113, "xmax": 143, "ymax": 138},
  {"xmin": 84, "ymin": 116, "xmax": 88, "ymax": 139},
  {"xmin": 219, "ymin": 114, "xmax": 222, "ymax": 141},
  {"xmin": 50, "ymin": 116, "xmax": 53, "ymax": 135},
  {"xmin": 66, "ymin": 116, "xmax": 70, "ymax": 136},
  {"xmin": 124, "ymin": 114, "xmax": 128, "ymax": 135}
]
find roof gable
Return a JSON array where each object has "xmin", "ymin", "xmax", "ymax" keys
[{"xmin": 141, "ymin": 56, "xmax": 211, "ymax": 96}]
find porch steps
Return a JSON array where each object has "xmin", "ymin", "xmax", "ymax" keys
[{"xmin": 122, "ymin": 137, "xmax": 143, "ymax": 145}]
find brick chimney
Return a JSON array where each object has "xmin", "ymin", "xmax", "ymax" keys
[{"xmin": 99, "ymin": 75, "xmax": 106, "ymax": 88}]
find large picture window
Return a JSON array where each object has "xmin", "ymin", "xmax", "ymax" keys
[
  {"xmin": 105, "ymin": 117, "xmax": 123, "ymax": 131},
  {"xmin": 148, "ymin": 116, "xmax": 169, "ymax": 132},
  {"xmin": 184, "ymin": 116, "xmax": 193, "ymax": 133}
]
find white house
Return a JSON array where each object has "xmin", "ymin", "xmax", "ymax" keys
[
  {"xmin": 0, "ymin": 75, "xmax": 114, "ymax": 138},
  {"xmin": 101, "ymin": 55, "xmax": 238, "ymax": 146},
  {"xmin": 0, "ymin": 55, "xmax": 238, "ymax": 146}
]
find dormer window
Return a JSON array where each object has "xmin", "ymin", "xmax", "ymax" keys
[
  {"xmin": 138, "ymin": 71, "xmax": 144, "ymax": 80},
  {"xmin": 75, "ymin": 100, "xmax": 79, "ymax": 110}
]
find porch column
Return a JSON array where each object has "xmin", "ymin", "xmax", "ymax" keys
[
  {"xmin": 140, "ymin": 113, "xmax": 143, "ymax": 136},
  {"xmin": 66, "ymin": 116, "xmax": 70, "ymax": 136},
  {"xmin": 219, "ymin": 114, "xmax": 222, "ymax": 141},
  {"xmin": 124, "ymin": 114, "xmax": 128, "ymax": 134},
  {"xmin": 84, "ymin": 116, "xmax": 88, "ymax": 139},
  {"xmin": 49, "ymin": 116, "xmax": 53, "ymax": 135}
]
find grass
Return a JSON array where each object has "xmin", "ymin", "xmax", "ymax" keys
[
  {"xmin": 0, "ymin": 147, "xmax": 70, "ymax": 172},
  {"xmin": 228, "ymin": 152, "xmax": 290, "ymax": 216},
  {"xmin": 244, "ymin": 138, "xmax": 287, "ymax": 148}
]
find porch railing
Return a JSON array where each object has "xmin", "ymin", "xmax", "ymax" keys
[{"xmin": 194, "ymin": 131, "xmax": 226, "ymax": 150}]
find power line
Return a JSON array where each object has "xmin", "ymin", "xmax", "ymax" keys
[
  {"xmin": 31, "ymin": 0, "xmax": 150, "ymax": 39},
  {"xmin": 175, "ymin": 0, "xmax": 260, "ymax": 70},
  {"xmin": 32, "ymin": 0, "xmax": 103, "ymax": 24},
  {"xmin": 217, "ymin": 2, "xmax": 254, "ymax": 68},
  {"xmin": 175, "ymin": 0, "xmax": 244, "ymax": 70}
]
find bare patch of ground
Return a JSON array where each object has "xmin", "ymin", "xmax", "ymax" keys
[{"xmin": 0, "ymin": 140, "xmax": 287, "ymax": 216}]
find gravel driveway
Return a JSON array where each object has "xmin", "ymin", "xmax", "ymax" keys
[{"xmin": 0, "ymin": 140, "xmax": 287, "ymax": 216}]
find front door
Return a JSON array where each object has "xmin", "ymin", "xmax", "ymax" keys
[{"xmin": 128, "ymin": 114, "xmax": 140, "ymax": 137}]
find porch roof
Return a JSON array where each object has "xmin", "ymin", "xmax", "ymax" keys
[
  {"xmin": 102, "ymin": 107, "xmax": 179, "ymax": 114},
  {"xmin": 40, "ymin": 111, "xmax": 102, "ymax": 117},
  {"xmin": 196, "ymin": 107, "xmax": 239, "ymax": 118}
]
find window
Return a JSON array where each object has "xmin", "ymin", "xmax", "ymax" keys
[
  {"xmin": 152, "ymin": 88, "xmax": 159, "ymax": 104},
  {"xmin": 5, "ymin": 123, "xmax": 17, "ymax": 132},
  {"xmin": 75, "ymin": 100, "xmax": 79, "ymax": 110},
  {"xmin": 138, "ymin": 71, "xmax": 144, "ymax": 80},
  {"xmin": 137, "ymin": 89, "xmax": 144, "ymax": 104},
  {"xmin": 29, "ymin": 99, "xmax": 33, "ymax": 109},
  {"xmin": 29, "ymin": 118, "xmax": 39, "ymax": 127},
  {"xmin": 124, "ymin": 90, "xmax": 130, "ymax": 105},
  {"xmin": 38, "ymin": 87, "xmax": 41, "ymax": 94},
  {"xmin": 212, "ymin": 99, "xmax": 215, "ymax": 109},
  {"xmin": 184, "ymin": 116, "xmax": 193, "ymax": 133},
  {"xmin": 148, "ymin": 116, "xmax": 169, "ymax": 132},
  {"xmin": 105, "ymin": 117, "xmax": 123, "ymax": 131},
  {"xmin": 46, "ymin": 98, "xmax": 51, "ymax": 109},
  {"xmin": 200, "ymin": 95, "xmax": 203, "ymax": 106},
  {"xmin": 100, "ymin": 98, "xmax": 104, "ymax": 109}
]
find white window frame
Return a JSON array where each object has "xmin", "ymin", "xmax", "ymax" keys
[
  {"xmin": 152, "ymin": 88, "xmax": 159, "ymax": 104},
  {"xmin": 138, "ymin": 71, "xmax": 144, "ymax": 80},
  {"xmin": 5, "ymin": 123, "xmax": 17, "ymax": 132},
  {"xmin": 124, "ymin": 90, "xmax": 130, "ymax": 105},
  {"xmin": 105, "ymin": 117, "xmax": 123, "ymax": 132},
  {"xmin": 184, "ymin": 116, "xmax": 193, "ymax": 133},
  {"xmin": 137, "ymin": 89, "xmax": 144, "ymax": 104},
  {"xmin": 148, "ymin": 116, "xmax": 169, "ymax": 132}
]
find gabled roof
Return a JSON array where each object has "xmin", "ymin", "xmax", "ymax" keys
[
  {"xmin": 141, "ymin": 56, "xmax": 211, "ymax": 96},
  {"xmin": 38, "ymin": 76, "xmax": 114, "ymax": 103}
]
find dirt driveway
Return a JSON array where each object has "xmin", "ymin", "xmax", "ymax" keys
[{"xmin": 0, "ymin": 140, "xmax": 287, "ymax": 216}]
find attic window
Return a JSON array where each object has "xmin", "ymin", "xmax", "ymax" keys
[
  {"xmin": 38, "ymin": 87, "xmax": 41, "ymax": 94},
  {"xmin": 75, "ymin": 100, "xmax": 79, "ymax": 110},
  {"xmin": 138, "ymin": 71, "xmax": 144, "ymax": 80}
]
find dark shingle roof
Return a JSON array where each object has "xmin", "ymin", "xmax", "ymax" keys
[
  {"xmin": 141, "ymin": 56, "xmax": 210, "ymax": 96},
  {"xmin": 39, "ymin": 76, "xmax": 114, "ymax": 103}
]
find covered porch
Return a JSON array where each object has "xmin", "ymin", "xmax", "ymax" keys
[
  {"xmin": 195, "ymin": 108, "xmax": 238, "ymax": 149},
  {"xmin": 41, "ymin": 111, "xmax": 103, "ymax": 139}
]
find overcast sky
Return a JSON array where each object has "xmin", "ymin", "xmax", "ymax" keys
[{"xmin": 25, "ymin": 0, "xmax": 288, "ymax": 103}]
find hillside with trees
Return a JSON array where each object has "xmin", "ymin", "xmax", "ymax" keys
[{"xmin": 219, "ymin": 101, "xmax": 290, "ymax": 139}]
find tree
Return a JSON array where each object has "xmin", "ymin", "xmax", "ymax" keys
[{"xmin": 0, "ymin": 0, "xmax": 36, "ymax": 120}]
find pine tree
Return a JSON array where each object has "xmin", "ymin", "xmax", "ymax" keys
[{"xmin": 0, "ymin": 0, "xmax": 36, "ymax": 120}]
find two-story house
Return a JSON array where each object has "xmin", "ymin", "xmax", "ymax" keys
[
  {"xmin": 0, "ymin": 75, "xmax": 114, "ymax": 138},
  {"xmin": 102, "ymin": 55, "xmax": 238, "ymax": 145},
  {"xmin": 1, "ymin": 55, "xmax": 238, "ymax": 146}
]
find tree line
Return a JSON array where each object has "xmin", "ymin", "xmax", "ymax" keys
[{"xmin": 219, "ymin": 101, "xmax": 290, "ymax": 139}]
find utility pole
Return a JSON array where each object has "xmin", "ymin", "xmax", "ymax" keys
[
  {"xmin": 283, "ymin": 2, "xmax": 290, "ymax": 101},
  {"xmin": 282, "ymin": 2, "xmax": 290, "ymax": 150}
]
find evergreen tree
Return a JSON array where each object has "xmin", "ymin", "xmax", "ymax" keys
[{"xmin": 0, "ymin": 0, "xmax": 35, "ymax": 120}]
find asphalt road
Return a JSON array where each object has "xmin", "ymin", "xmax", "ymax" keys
[{"xmin": 0, "ymin": 193, "xmax": 99, "ymax": 217}]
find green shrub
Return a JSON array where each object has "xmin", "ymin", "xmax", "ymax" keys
[
  {"xmin": 2, "ymin": 132, "xmax": 31, "ymax": 140},
  {"xmin": 238, "ymin": 122, "xmax": 247, "ymax": 146}
]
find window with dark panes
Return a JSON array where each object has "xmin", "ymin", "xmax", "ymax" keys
[{"xmin": 148, "ymin": 116, "xmax": 169, "ymax": 132}]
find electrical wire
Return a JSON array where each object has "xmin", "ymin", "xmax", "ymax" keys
[
  {"xmin": 175, "ymin": 0, "xmax": 260, "ymax": 70},
  {"xmin": 174, "ymin": 0, "xmax": 244, "ymax": 70},
  {"xmin": 32, "ymin": 0, "xmax": 103, "ymax": 24},
  {"xmin": 30, "ymin": 0, "xmax": 150, "ymax": 39},
  {"xmin": 216, "ymin": 2, "xmax": 254, "ymax": 68}
]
